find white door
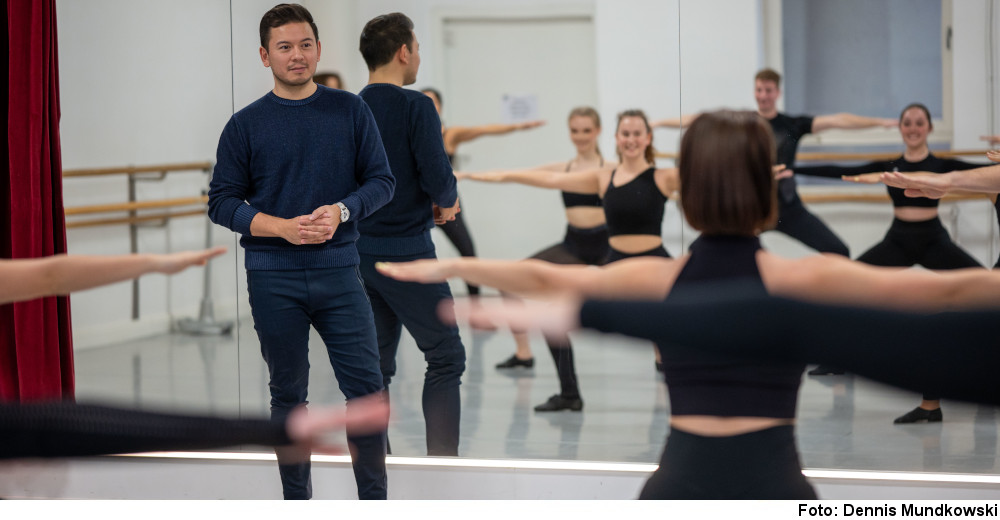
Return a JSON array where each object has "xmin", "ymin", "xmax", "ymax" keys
[{"xmin": 434, "ymin": 14, "xmax": 599, "ymax": 261}]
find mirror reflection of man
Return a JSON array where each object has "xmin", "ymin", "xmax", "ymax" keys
[
  {"xmin": 356, "ymin": 12, "xmax": 467, "ymax": 457},
  {"xmin": 207, "ymin": 3, "xmax": 394, "ymax": 500},
  {"xmin": 754, "ymin": 68, "xmax": 896, "ymax": 257}
]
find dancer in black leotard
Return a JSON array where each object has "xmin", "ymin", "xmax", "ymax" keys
[
  {"xmin": 796, "ymin": 104, "xmax": 989, "ymax": 418},
  {"xmin": 473, "ymin": 108, "xmax": 614, "ymax": 416},
  {"xmin": 461, "ymin": 109, "xmax": 677, "ymax": 411},
  {"xmin": 378, "ymin": 110, "xmax": 999, "ymax": 499},
  {"xmin": 421, "ymin": 87, "xmax": 544, "ymax": 298}
]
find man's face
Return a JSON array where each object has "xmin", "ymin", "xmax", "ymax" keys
[
  {"xmin": 260, "ymin": 22, "xmax": 321, "ymax": 89},
  {"xmin": 402, "ymin": 31, "xmax": 420, "ymax": 86},
  {"xmin": 754, "ymin": 79, "xmax": 780, "ymax": 114}
]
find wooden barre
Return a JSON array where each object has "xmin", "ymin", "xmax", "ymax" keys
[
  {"xmin": 64, "ymin": 196, "xmax": 208, "ymax": 215},
  {"xmin": 62, "ymin": 161, "xmax": 213, "ymax": 178},
  {"xmin": 800, "ymin": 192, "xmax": 986, "ymax": 204},
  {"xmin": 66, "ymin": 209, "xmax": 206, "ymax": 229},
  {"xmin": 654, "ymin": 150, "xmax": 991, "ymax": 161}
]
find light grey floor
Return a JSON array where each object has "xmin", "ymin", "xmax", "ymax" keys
[{"xmin": 74, "ymin": 311, "xmax": 1000, "ymax": 475}]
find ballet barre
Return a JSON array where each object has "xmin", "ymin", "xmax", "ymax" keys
[
  {"xmin": 63, "ymin": 162, "xmax": 214, "ymax": 320},
  {"xmin": 655, "ymin": 150, "xmax": 992, "ymax": 161}
]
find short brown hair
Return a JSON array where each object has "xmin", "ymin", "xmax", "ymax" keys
[
  {"xmin": 360, "ymin": 13, "xmax": 414, "ymax": 71},
  {"xmin": 260, "ymin": 4, "xmax": 318, "ymax": 50},
  {"xmin": 314, "ymin": 72, "xmax": 343, "ymax": 89},
  {"xmin": 678, "ymin": 110, "xmax": 777, "ymax": 235},
  {"xmin": 754, "ymin": 68, "xmax": 781, "ymax": 89}
]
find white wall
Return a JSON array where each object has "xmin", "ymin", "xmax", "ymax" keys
[{"xmin": 56, "ymin": 0, "xmax": 999, "ymax": 349}]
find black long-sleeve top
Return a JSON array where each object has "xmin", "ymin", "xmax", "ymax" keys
[
  {"xmin": 795, "ymin": 154, "xmax": 981, "ymax": 208},
  {"xmin": 0, "ymin": 402, "xmax": 291, "ymax": 459},
  {"xmin": 579, "ymin": 293, "xmax": 999, "ymax": 406}
]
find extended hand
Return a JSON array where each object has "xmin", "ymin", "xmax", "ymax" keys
[
  {"xmin": 879, "ymin": 171, "xmax": 947, "ymax": 199},
  {"xmin": 284, "ymin": 393, "xmax": 389, "ymax": 454},
  {"xmin": 153, "ymin": 246, "xmax": 228, "ymax": 274},
  {"xmin": 377, "ymin": 258, "xmax": 454, "ymax": 283},
  {"xmin": 441, "ymin": 296, "xmax": 582, "ymax": 336}
]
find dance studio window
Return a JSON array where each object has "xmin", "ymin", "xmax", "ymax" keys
[{"xmin": 777, "ymin": 0, "xmax": 949, "ymax": 145}]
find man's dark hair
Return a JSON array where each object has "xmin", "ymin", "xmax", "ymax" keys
[
  {"xmin": 260, "ymin": 4, "xmax": 318, "ymax": 50},
  {"xmin": 359, "ymin": 13, "xmax": 415, "ymax": 71}
]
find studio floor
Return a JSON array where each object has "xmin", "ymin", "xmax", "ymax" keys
[{"xmin": 72, "ymin": 306, "xmax": 1000, "ymax": 477}]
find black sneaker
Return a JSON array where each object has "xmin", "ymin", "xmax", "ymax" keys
[
  {"xmin": 807, "ymin": 365, "xmax": 845, "ymax": 376},
  {"xmin": 534, "ymin": 394, "xmax": 583, "ymax": 412},
  {"xmin": 893, "ymin": 406, "xmax": 943, "ymax": 424},
  {"xmin": 495, "ymin": 355, "xmax": 534, "ymax": 369}
]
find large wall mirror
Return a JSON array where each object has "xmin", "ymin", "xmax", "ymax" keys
[{"xmin": 60, "ymin": 0, "xmax": 996, "ymax": 480}]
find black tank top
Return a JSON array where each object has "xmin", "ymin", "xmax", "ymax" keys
[
  {"xmin": 561, "ymin": 159, "xmax": 603, "ymax": 208},
  {"xmin": 661, "ymin": 235, "xmax": 805, "ymax": 418},
  {"xmin": 603, "ymin": 167, "xmax": 667, "ymax": 237}
]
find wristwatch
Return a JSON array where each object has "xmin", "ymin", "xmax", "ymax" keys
[{"xmin": 335, "ymin": 202, "xmax": 350, "ymax": 223}]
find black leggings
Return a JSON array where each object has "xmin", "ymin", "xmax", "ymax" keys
[
  {"xmin": 525, "ymin": 225, "xmax": 611, "ymax": 399},
  {"xmin": 640, "ymin": 425, "xmax": 815, "ymax": 499},
  {"xmin": 773, "ymin": 196, "xmax": 850, "ymax": 256},
  {"xmin": 437, "ymin": 209, "xmax": 479, "ymax": 296},
  {"xmin": 606, "ymin": 244, "xmax": 671, "ymax": 262},
  {"xmin": 857, "ymin": 217, "xmax": 982, "ymax": 401},
  {"xmin": 858, "ymin": 217, "xmax": 983, "ymax": 270}
]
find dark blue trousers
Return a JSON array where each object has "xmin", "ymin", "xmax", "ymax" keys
[
  {"xmin": 359, "ymin": 249, "xmax": 466, "ymax": 456},
  {"xmin": 247, "ymin": 267, "xmax": 387, "ymax": 500}
]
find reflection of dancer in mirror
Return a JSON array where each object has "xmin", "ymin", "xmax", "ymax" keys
[
  {"xmin": 207, "ymin": 4, "xmax": 395, "ymax": 500},
  {"xmin": 0, "ymin": 248, "xmax": 389, "ymax": 462},
  {"xmin": 420, "ymin": 87, "xmax": 544, "ymax": 299},
  {"xmin": 654, "ymin": 68, "xmax": 896, "ymax": 260},
  {"xmin": 378, "ymin": 110, "xmax": 1000, "ymax": 499},
  {"xmin": 357, "ymin": 13, "xmax": 467, "ymax": 456},
  {"xmin": 467, "ymin": 107, "xmax": 615, "ymax": 412},
  {"xmin": 314, "ymin": 71, "xmax": 343, "ymax": 90},
  {"xmin": 462, "ymin": 109, "xmax": 676, "ymax": 411},
  {"xmin": 795, "ymin": 104, "xmax": 989, "ymax": 421}
]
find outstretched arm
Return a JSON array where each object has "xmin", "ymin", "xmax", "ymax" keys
[
  {"xmin": 444, "ymin": 120, "xmax": 545, "ymax": 150},
  {"xmin": 377, "ymin": 255, "xmax": 679, "ymax": 301},
  {"xmin": 0, "ymin": 392, "xmax": 388, "ymax": 459},
  {"xmin": 881, "ymin": 164, "xmax": 1000, "ymax": 199},
  {"xmin": 811, "ymin": 113, "xmax": 897, "ymax": 133},
  {"xmin": 650, "ymin": 114, "xmax": 699, "ymax": 129},
  {"xmin": 0, "ymin": 247, "xmax": 227, "ymax": 305},
  {"xmin": 462, "ymin": 167, "xmax": 605, "ymax": 195}
]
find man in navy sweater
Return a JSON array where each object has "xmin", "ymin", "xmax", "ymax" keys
[
  {"xmin": 357, "ymin": 13, "xmax": 466, "ymax": 456},
  {"xmin": 207, "ymin": 4, "xmax": 394, "ymax": 500}
]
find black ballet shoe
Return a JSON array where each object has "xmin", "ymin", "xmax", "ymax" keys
[
  {"xmin": 495, "ymin": 354, "xmax": 534, "ymax": 369},
  {"xmin": 534, "ymin": 394, "xmax": 583, "ymax": 412},
  {"xmin": 807, "ymin": 365, "xmax": 846, "ymax": 376},
  {"xmin": 893, "ymin": 406, "xmax": 943, "ymax": 424}
]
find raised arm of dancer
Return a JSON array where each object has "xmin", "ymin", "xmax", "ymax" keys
[
  {"xmin": 377, "ymin": 255, "xmax": 681, "ymax": 301},
  {"xmin": 881, "ymin": 163, "xmax": 1000, "ymax": 198},
  {"xmin": 0, "ymin": 247, "xmax": 227, "ymax": 305},
  {"xmin": 765, "ymin": 253, "xmax": 1000, "ymax": 312},
  {"xmin": 793, "ymin": 160, "xmax": 888, "ymax": 180},
  {"xmin": 444, "ymin": 120, "xmax": 545, "ymax": 151},
  {"xmin": 811, "ymin": 113, "xmax": 897, "ymax": 133},
  {"xmin": 461, "ymin": 167, "xmax": 606, "ymax": 194},
  {"xmin": 981, "ymin": 135, "xmax": 1000, "ymax": 146},
  {"xmin": 650, "ymin": 114, "xmax": 699, "ymax": 129}
]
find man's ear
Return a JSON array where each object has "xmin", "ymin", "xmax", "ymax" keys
[{"xmin": 260, "ymin": 46, "xmax": 270, "ymax": 68}]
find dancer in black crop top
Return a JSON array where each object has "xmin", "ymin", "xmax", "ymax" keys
[
  {"xmin": 378, "ymin": 110, "xmax": 1000, "ymax": 499},
  {"xmin": 797, "ymin": 104, "xmax": 990, "ymax": 421},
  {"xmin": 461, "ymin": 110, "xmax": 678, "ymax": 408},
  {"xmin": 422, "ymin": 88, "xmax": 544, "ymax": 297},
  {"xmin": 882, "ymin": 159, "xmax": 1000, "ymax": 267}
]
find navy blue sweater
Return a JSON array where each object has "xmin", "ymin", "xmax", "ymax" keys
[
  {"xmin": 208, "ymin": 86, "xmax": 395, "ymax": 270},
  {"xmin": 358, "ymin": 83, "xmax": 458, "ymax": 256}
]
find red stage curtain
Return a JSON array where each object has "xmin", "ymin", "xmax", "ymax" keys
[{"xmin": 3, "ymin": 0, "xmax": 74, "ymax": 401}]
